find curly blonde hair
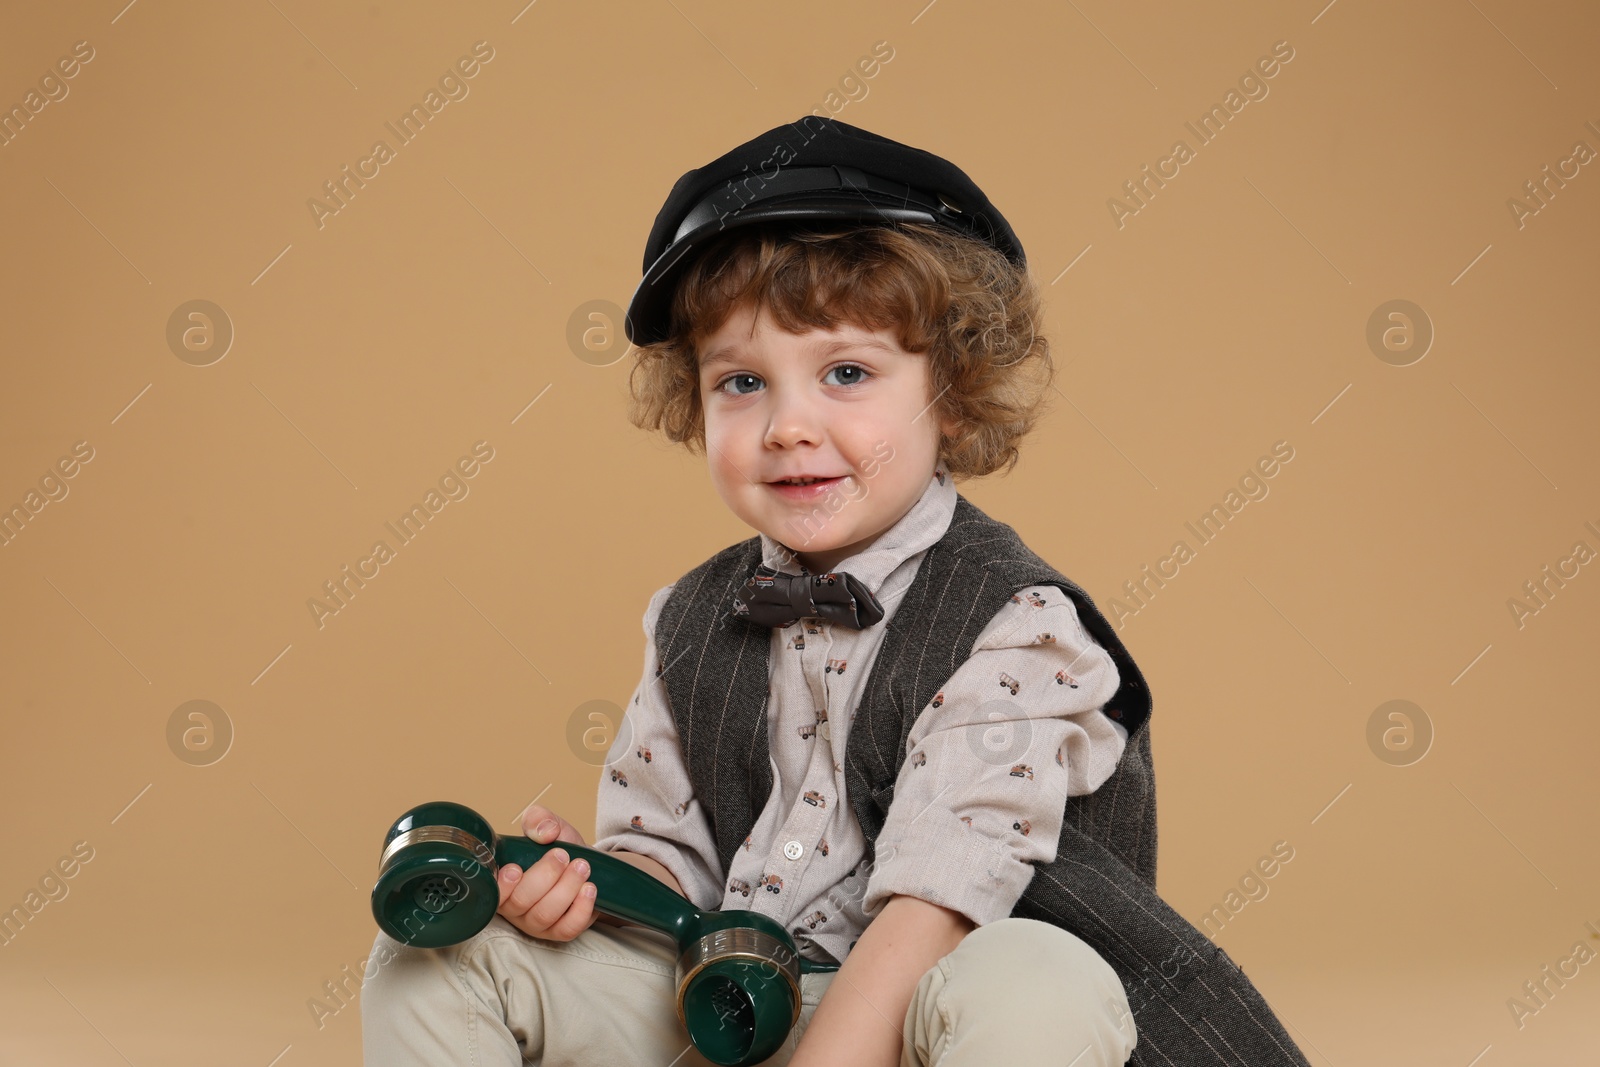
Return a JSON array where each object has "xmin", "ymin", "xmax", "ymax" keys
[{"xmin": 625, "ymin": 220, "xmax": 1054, "ymax": 480}]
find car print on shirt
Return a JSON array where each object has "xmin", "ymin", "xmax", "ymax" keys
[
  {"xmin": 1055, "ymin": 747, "xmax": 1065, "ymax": 767},
  {"xmin": 789, "ymin": 631, "xmax": 806, "ymax": 651},
  {"xmin": 1013, "ymin": 819, "xmax": 1032, "ymax": 836},
  {"xmin": 636, "ymin": 746, "xmax": 652, "ymax": 763},
  {"xmin": 630, "ymin": 815, "xmax": 644, "ymax": 830},
  {"xmin": 674, "ymin": 800, "xmax": 691, "ymax": 817},
  {"xmin": 803, "ymin": 790, "xmax": 827, "ymax": 808},
  {"xmin": 1010, "ymin": 591, "xmax": 1048, "ymax": 609},
  {"xmin": 802, "ymin": 910, "xmax": 828, "ymax": 930},
  {"xmin": 1032, "ymin": 632, "xmax": 1056, "ymax": 645},
  {"xmin": 759, "ymin": 873, "xmax": 783, "ymax": 894},
  {"xmin": 816, "ymin": 837, "xmax": 829, "ymax": 857},
  {"xmin": 824, "ymin": 657, "xmax": 847, "ymax": 675},
  {"xmin": 1009, "ymin": 763, "xmax": 1034, "ymax": 780},
  {"xmin": 998, "ymin": 671, "xmax": 1021, "ymax": 695},
  {"xmin": 912, "ymin": 751, "xmax": 927, "ymax": 768},
  {"xmin": 728, "ymin": 878, "xmax": 752, "ymax": 898},
  {"xmin": 1055, "ymin": 669, "xmax": 1079, "ymax": 688},
  {"xmin": 742, "ymin": 834, "xmax": 753, "ymax": 851},
  {"xmin": 931, "ymin": 690, "xmax": 944, "ymax": 708},
  {"xmin": 610, "ymin": 769, "xmax": 629, "ymax": 787},
  {"xmin": 797, "ymin": 707, "xmax": 829, "ymax": 741},
  {"xmin": 959, "ymin": 815, "xmax": 973, "ymax": 828}
]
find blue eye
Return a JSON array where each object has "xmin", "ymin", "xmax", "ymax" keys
[
  {"xmin": 825, "ymin": 363, "xmax": 870, "ymax": 386},
  {"xmin": 717, "ymin": 373, "xmax": 763, "ymax": 396}
]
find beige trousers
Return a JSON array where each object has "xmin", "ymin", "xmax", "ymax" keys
[{"xmin": 361, "ymin": 915, "xmax": 1136, "ymax": 1066}]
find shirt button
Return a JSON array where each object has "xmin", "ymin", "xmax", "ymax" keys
[{"xmin": 783, "ymin": 840, "xmax": 804, "ymax": 861}]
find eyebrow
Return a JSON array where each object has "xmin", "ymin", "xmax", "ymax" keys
[{"xmin": 699, "ymin": 336, "xmax": 897, "ymax": 373}]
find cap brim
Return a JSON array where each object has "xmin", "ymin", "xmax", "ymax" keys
[{"xmin": 624, "ymin": 197, "xmax": 941, "ymax": 346}]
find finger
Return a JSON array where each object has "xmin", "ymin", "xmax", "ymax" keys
[
  {"xmin": 519, "ymin": 804, "xmax": 561, "ymax": 839},
  {"xmin": 496, "ymin": 863, "xmax": 523, "ymax": 911},
  {"xmin": 518, "ymin": 805, "xmax": 587, "ymax": 847},
  {"xmin": 501, "ymin": 848, "xmax": 570, "ymax": 919},
  {"xmin": 525, "ymin": 855, "xmax": 591, "ymax": 933},
  {"xmin": 544, "ymin": 880, "xmax": 599, "ymax": 941},
  {"xmin": 495, "ymin": 859, "xmax": 553, "ymax": 913}
]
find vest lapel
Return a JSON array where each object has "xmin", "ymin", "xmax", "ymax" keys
[{"xmin": 654, "ymin": 539, "xmax": 776, "ymax": 878}]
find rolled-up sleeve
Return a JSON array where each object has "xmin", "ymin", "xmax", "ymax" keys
[
  {"xmin": 861, "ymin": 584, "xmax": 1128, "ymax": 927},
  {"xmin": 591, "ymin": 583, "xmax": 726, "ymax": 912}
]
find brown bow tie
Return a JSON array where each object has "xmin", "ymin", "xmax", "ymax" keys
[{"xmin": 731, "ymin": 566, "xmax": 886, "ymax": 629}]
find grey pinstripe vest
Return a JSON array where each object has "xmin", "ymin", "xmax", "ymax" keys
[{"xmin": 654, "ymin": 493, "xmax": 1310, "ymax": 1066}]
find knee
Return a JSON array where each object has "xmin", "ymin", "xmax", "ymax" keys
[
  {"xmin": 358, "ymin": 929, "xmax": 424, "ymax": 1029},
  {"xmin": 359, "ymin": 928, "xmax": 449, "ymax": 1012},
  {"xmin": 957, "ymin": 919, "xmax": 1125, "ymax": 1003},
  {"xmin": 916, "ymin": 919, "xmax": 1136, "ymax": 1059},
  {"xmin": 360, "ymin": 916, "xmax": 527, "ymax": 1016}
]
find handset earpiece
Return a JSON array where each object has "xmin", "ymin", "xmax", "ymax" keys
[{"xmin": 371, "ymin": 800, "xmax": 818, "ymax": 1067}]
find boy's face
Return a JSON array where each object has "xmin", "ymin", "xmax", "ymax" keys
[{"xmin": 697, "ymin": 302, "xmax": 957, "ymax": 575}]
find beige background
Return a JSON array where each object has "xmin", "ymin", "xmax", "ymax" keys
[{"xmin": 2, "ymin": 1, "xmax": 1597, "ymax": 1063}]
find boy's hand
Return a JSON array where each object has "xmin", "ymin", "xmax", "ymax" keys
[{"xmin": 495, "ymin": 803, "xmax": 599, "ymax": 942}]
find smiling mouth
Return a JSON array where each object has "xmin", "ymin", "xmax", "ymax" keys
[{"xmin": 768, "ymin": 475, "xmax": 846, "ymax": 496}]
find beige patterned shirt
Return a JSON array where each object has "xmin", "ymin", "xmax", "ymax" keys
[{"xmin": 593, "ymin": 461, "xmax": 1128, "ymax": 964}]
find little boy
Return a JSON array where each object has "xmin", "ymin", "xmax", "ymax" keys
[{"xmin": 362, "ymin": 117, "xmax": 1310, "ymax": 1067}]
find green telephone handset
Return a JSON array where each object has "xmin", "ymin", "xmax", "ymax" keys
[{"xmin": 371, "ymin": 801, "xmax": 837, "ymax": 1067}]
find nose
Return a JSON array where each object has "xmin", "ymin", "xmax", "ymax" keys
[{"xmin": 762, "ymin": 383, "xmax": 824, "ymax": 450}]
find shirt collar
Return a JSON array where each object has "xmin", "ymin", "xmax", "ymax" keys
[{"xmin": 759, "ymin": 460, "xmax": 957, "ymax": 597}]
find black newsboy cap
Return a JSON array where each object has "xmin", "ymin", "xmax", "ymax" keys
[{"xmin": 624, "ymin": 115, "xmax": 1026, "ymax": 345}]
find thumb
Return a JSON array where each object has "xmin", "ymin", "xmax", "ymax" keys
[{"xmin": 519, "ymin": 803, "xmax": 586, "ymax": 846}]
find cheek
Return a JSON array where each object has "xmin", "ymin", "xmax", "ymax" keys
[
  {"xmin": 702, "ymin": 408, "xmax": 733, "ymax": 454},
  {"xmin": 702, "ymin": 417, "xmax": 746, "ymax": 482}
]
